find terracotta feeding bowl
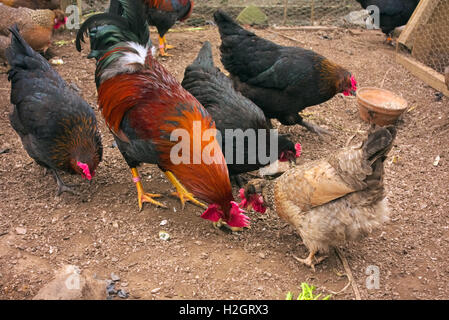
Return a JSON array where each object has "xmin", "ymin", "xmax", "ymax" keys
[{"xmin": 356, "ymin": 87, "xmax": 408, "ymax": 126}]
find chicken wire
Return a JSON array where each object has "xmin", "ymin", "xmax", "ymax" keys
[
  {"xmin": 63, "ymin": 0, "xmax": 363, "ymax": 26},
  {"xmin": 193, "ymin": 0, "xmax": 362, "ymax": 26},
  {"xmin": 400, "ymin": 0, "xmax": 449, "ymax": 74}
]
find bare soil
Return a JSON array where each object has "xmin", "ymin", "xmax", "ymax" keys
[{"xmin": 0, "ymin": 25, "xmax": 448, "ymax": 300}]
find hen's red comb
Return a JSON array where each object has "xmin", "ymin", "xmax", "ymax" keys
[
  {"xmin": 295, "ymin": 143, "xmax": 302, "ymax": 158},
  {"xmin": 77, "ymin": 161, "xmax": 92, "ymax": 181},
  {"xmin": 351, "ymin": 75, "xmax": 357, "ymax": 91}
]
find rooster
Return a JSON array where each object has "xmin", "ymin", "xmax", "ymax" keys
[
  {"xmin": 240, "ymin": 126, "xmax": 396, "ymax": 269},
  {"xmin": 214, "ymin": 10, "xmax": 357, "ymax": 136},
  {"xmin": 6, "ymin": 25, "xmax": 103, "ymax": 196},
  {"xmin": 0, "ymin": 3, "xmax": 67, "ymax": 59},
  {"xmin": 355, "ymin": 0, "xmax": 420, "ymax": 43},
  {"xmin": 182, "ymin": 41, "xmax": 301, "ymax": 183},
  {"xmin": 108, "ymin": 0, "xmax": 194, "ymax": 57},
  {"xmin": 76, "ymin": 0, "xmax": 249, "ymax": 229},
  {"xmin": 0, "ymin": 0, "xmax": 61, "ymax": 10}
]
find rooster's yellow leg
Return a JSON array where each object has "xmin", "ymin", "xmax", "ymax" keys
[
  {"xmin": 293, "ymin": 251, "xmax": 327, "ymax": 272},
  {"xmin": 164, "ymin": 171, "xmax": 207, "ymax": 210},
  {"xmin": 158, "ymin": 36, "xmax": 172, "ymax": 57},
  {"xmin": 131, "ymin": 168, "xmax": 166, "ymax": 211},
  {"xmin": 162, "ymin": 35, "xmax": 175, "ymax": 50}
]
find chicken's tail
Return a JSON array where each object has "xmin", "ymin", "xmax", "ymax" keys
[
  {"xmin": 329, "ymin": 125, "xmax": 396, "ymax": 192},
  {"xmin": 190, "ymin": 41, "xmax": 215, "ymax": 72},
  {"xmin": 363, "ymin": 126, "xmax": 397, "ymax": 164},
  {"xmin": 6, "ymin": 25, "xmax": 62, "ymax": 84},
  {"xmin": 6, "ymin": 25, "xmax": 49, "ymax": 71},
  {"xmin": 213, "ymin": 9, "xmax": 253, "ymax": 38},
  {"xmin": 76, "ymin": 0, "xmax": 150, "ymax": 60},
  {"xmin": 356, "ymin": 125, "xmax": 397, "ymax": 193}
]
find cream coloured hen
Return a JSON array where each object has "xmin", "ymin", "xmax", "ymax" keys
[{"xmin": 240, "ymin": 126, "xmax": 396, "ymax": 269}]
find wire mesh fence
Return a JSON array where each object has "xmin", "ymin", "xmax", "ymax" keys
[
  {"xmin": 62, "ymin": 0, "xmax": 364, "ymax": 27},
  {"xmin": 192, "ymin": 0, "xmax": 362, "ymax": 26},
  {"xmin": 401, "ymin": 0, "xmax": 449, "ymax": 74}
]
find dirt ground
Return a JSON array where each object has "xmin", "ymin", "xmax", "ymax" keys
[{"xmin": 0, "ymin": 25, "xmax": 448, "ymax": 300}]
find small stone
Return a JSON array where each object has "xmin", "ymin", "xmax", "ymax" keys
[
  {"xmin": 110, "ymin": 273, "xmax": 120, "ymax": 282},
  {"xmin": 160, "ymin": 220, "xmax": 168, "ymax": 226},
  {"xmin": 106, "ymin": 282, "xmax": 117, "ymax": 295},
  {"xmin": 117, "ymin": 289, "xmax": 128, "ymax": 299},
  {"xmin": 33, "ymin": 265, "xmax": 106, "ymax": 300},
  {"xmin": 50, "ymin": 58, "xmax": 64, "ymax": 65},
  {"xmin": 151, "ymin": 287, "xmax": 161, "ymax": 294},
  {"xmin": 112, "ymin": 221, "xmax": 119, "ymax": 228},
  {"xmin": 111, "ymin": 257, "xmax": 118, "ymax": 263},
  {"xmin": 258, "ymin": 252, "xmax": 266, "ymax": 259},
  {"xmin": 15, "ymin": 227, "xmax": 27, "ymax": 235},
  {"xmin": 159, "ymin": 231, "xmax": 170, "ymax": 241}
]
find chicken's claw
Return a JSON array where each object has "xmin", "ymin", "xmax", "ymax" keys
[
  {"xmin": 293, "ymin": 252, "xmax": 327, "ymax": 272},
  {"xmin": 158, "ymin": 36, "xmax": 174, "ymax": 57},
  {"xmin": 138, "ymin": 191, "xmax": 165, "ymax": 211},
  {"xmin": 131, "ymin": 168, "xmax": 166, "ymax": 211},
  {"xmin": 300, "ymin": 120, "xmax": 331, "ymax": 137},
  {"xmin": 52, "ymin": 169, "xmax": 79, "ymax": 196},
  {"xmin": 212, "ymin": 220, "xmax": 246, "ymax": 232},
  {"xmin": 159, "ymin": 49, "xmax": 173, "ymax": 57},
  {"xmin": 165, "ymin": 171, "xmax": 207, "ymax": 210}
]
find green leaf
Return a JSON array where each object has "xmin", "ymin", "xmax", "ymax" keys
[{"xmin": 286, "ymin": 282, "xmax": 332, "ymax": 301}]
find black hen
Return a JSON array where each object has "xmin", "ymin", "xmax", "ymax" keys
[
  {"xmin": 182, "ymin": 41, "xmax": 300, "ymax": 179},
  {"xmin": 214, "ymin": 10, "xmax": 357, "ymax": 136},
  {"xmin": 6, "ymin": 25, "xmax": 102, "ymax": 196},
  {"xmin": 356, "ymin": 0, "xmax": 420, "ymax": 38},
  {"xmin": 108, "ymin": 0, "xmax": 194, "ymax": 57}
]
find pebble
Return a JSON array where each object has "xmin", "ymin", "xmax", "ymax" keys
[
  {"xmin": 117, "ymin": 289, "xmax": 128, "ymax": 299},
  {"xmin": 159, "ymin": 231, "xmax": 170, "ymax": 241},
  {"xmin": 15, "ymin": 227, "xmax": 27, "ymax": 235},
  {"xmin": 151, "ymin": 288, "xmax": 161, "ymax": 294},
  {"xmin": 111, "ymin": 273, "xmax": 120, "ymax": 282},
  {"xmin": 111, "ymin": 257, "xmax": 118, "ymax": 263},
  {"xmin": 258, "ymin": 252, "xmax": 266, "ymax": 259}
]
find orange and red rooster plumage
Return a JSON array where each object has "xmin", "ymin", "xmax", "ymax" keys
[{"xmin": 77, "ymin": 0, "xmax": 249, "ymax": 229}]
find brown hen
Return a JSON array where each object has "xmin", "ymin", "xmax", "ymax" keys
[
  {"xmin": 0, "ymin": 0, "xmax": 61, "ymax": 10},
  {"xmin": 241, "ymin": 126, "xmax": 396, "ymax": 270},
  {"xmin": 0, "ymin": 3, "xmax": 66, "ymax": 59}
]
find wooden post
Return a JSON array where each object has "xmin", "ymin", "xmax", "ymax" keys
[
  {"xmin": 310, "ymin": 0, "xmax": 315, "ymax": 26},
  {"xmin": 398, "ymin": 0, "xmax": 435, "ymax": 49},
  {"xmin": 397, "ymin": 54, "xmax": 449, "ymax": 97},
  {"xmin": 77, "ymin": 0, "xmax": 82, "ymax": 20},
  {"xmin": 61, "ymin": 0, "xmax": 71, "ymax": 11},
  {"xmin": 282, "ymin": 0, "xmax": 288, "ymax": 26}
]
